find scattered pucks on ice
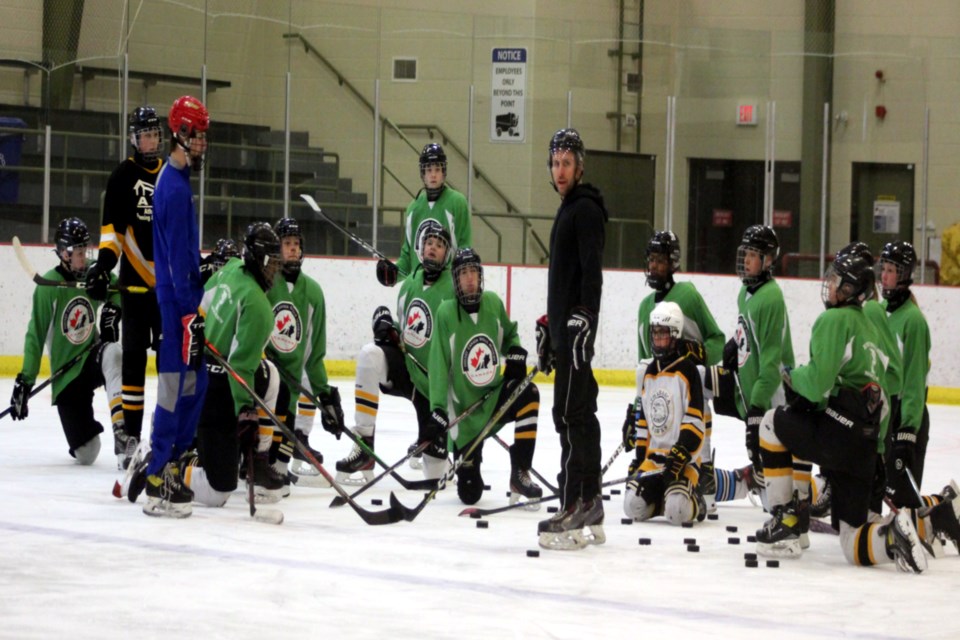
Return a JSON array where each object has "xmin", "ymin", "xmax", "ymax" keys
[
  {"xmin": 744, "ymin": 552, "xmax": 757, "ymax": 561},
  {"xmin": 476, "ymin": 520, "xmax": 489, "ymax": 529},
  {"xmin": 683, "ymin": 537, "xmax": 696, "ymax": 545},
  {"xmin": 766, "ymin": 560, "xmax": 780, "ymax": 568},
  {"xmin": 747, "ymin": 535, "xmax": 757, "ymax": 543},
  {"xmin": 726, "ymin": 525, "xmax": 738, "ymax": 533},
  {"xmin": 728, "ymin": 537, "xmax": 740, "ymax": 545},
  {"xmin": 371, "ymin": 498, "xmax": 382, "ymax": 506},
  {"xmin": 620, "ymin": 517, "xmax": 633, "ymax": 525},
  {"xmin": 707, "ymin": 513, "xmax": 719, "ymax": 520},
  {"xmin": 638, "ymin": 537, "xmax": 652, "ymax": 545},
  {"xmin": 745, "ymin": 559, "xmax": 759, "ymax": 568},
  {"xmin": 681, "ymin": 521, "xmax": 694, "ymax": 528},
  {"xmin": 687, "ymin": 544, "xmax": 700, "ymax": 552},
  {"xmin": 611, "ymin": 489, "xmax": 621, "ymax": 495},
  {"xmin": 526, "ymin": 549, "xmax": 540, "ymax": 558},
  {"xmin": 547, "ymin": 506, "xmax": 559, "ymax": 513}
]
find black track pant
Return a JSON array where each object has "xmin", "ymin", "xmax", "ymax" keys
[
  {"xmin": 56, "ymin": 348, "xmax": 107, "ymax": 456},
  {"xmin": 121, "ymin": 289, "xmax": 160, "ymax": 439},
  {"xmin": 552, "ymin": 348, "xmax": 601, "ymax": 508}
]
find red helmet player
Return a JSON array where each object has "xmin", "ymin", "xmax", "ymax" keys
[{"xmin": 168, "ymin": 95, "xmax": 209, "ymax": 172}]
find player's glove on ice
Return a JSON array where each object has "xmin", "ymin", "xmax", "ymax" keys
[
  {"xmin": 319, "ymin": 386, "xmax": 345, "ymax": 439},
  {"xmin": 10, "ymin": 373, "xmax": 32, "ymax": 420}
]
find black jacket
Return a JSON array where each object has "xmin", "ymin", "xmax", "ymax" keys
[{"xmin": 546, "ymin": 182, "xmax": 608, "ymax": 350}]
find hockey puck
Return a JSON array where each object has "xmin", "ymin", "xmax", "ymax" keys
[
  {"xmin": 726, "ymin": 525, "xmax": 738, "ymax": 533},
  {"xmin": 747, "ymin": 535, "xmax": 757, "ymax": 543},
  {"xmin": 707, "ymin": 513, "xmax": 719, "ymax": 520},
  {"xmin": 728, "ymin": 537, "xmax": 740, "ymax": 545},
  {"xmin": 602, "ymin": 494, "xmax": 611, "ymax": 501},
  {"xmin": 476, "ymin": 520, "xmax": 489, "ymax": 529},
  {"xmin": 745, "ymin": 559, "xmax": 759, "ymax": 568},
  {"xmin": 766, "ymin": 560, "xmax": 780, "ymax": 568},
  {"xmin": 681, "ymin": 521, "xmax": 694, "ymax": 528},
  {"xmin": 371, "ymin": 498, "xmax": 383, "ymax": 506},
  {"xmin": 638, "ymin": 537, "xmax": 652, "ymax": 545},
  {"xmin": 687, "ymin": 544, "xmax": 700, "ymax": 552},
  {"xmin": 611, "ymin": 489, "xmax": 621, "ymax": 495},
  {"xmin": 683, "ymin": 537, "xmax": 696, "ymax": 545},
  {"xmin": 505, "ymin": 491, "xmax": 511, "ymax": 498},
  {"xmin": 620, "ymin": 517, "xmax": 633, "ymax": 525},
  {"xmin": 469, "ymin": 512, "xmax": 482, "ymax": 519},
  {"xmin": 744, "ymin": 552, "xmax": 757, "ymax": 561},
  {"xmin": 547, "ymin": 506, "xmax": 558, "ymax": 513},
  {"xmin": 526, "ymin": 549, "xmax": 540, "ymax": 558},
  {"xmin": 483, "ymin": 484, "xmax": 491, "ymax": 491}
]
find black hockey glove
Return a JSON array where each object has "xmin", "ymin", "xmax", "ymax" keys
[
  {"xmin": 504, "ymin": 346, "xmax": 527, "ymax": 381},
  {"xmin": 891, "ymin": 429, "xmax": 917, "ymax": 478},
  {"xmin": 663, "ymin": 444, "xmax": 692, "ymax": 484},
  {"xmin": 534, "ymin": 314, "xmax": 554, "ymax": 376},
  {"xmin": 10, "ymin": 373, "xmax": 32, "ymax": 421},
  {"xmin": 745, "ymin": 406, "xmax": 764, "ymax": 468},
  {"xmin": 621, "ymin": 402, "xmax": 639, "ymax": 452},
  {"xmin": 376, "ymin": 259, "xmax": 399, "ymax": 287},
  {"xmin": 679, "ymin": 339, "xmax": 706, "ymax": 366},
  {"xmin": 636, "ymin": 470, "xmax": 666, "ymax": 506},
  {"xmin": 318, "ymin": 386, "xmax": 345, "ymax": 439},
  {"xmin": 84, "ymin": 262, "xmax": 111, "ymax": 301},
  {"xmin": 99, "ymin": 302, "xmax": 121, "ymax": 344},
  {"xmin": 424, "ymin": 409, "xmax": 449, "ymax": 444},
  {"xmin": 181, "ymin": 312, "xmax": 204, "ymax": 369},
  {"xmin": 236, "ymin": 406, "xmax": 259, "ymax": 448},
  {"xmin": 566, "ymin": 306, "xmax": 597, "ymax": 371},
  {"xmin": 372, "ymin": 305, "xmax": 399, "ymax": 347},
  {"xmin": 722, "ymin": 337, "xmax": 739, "ymax": 373}
]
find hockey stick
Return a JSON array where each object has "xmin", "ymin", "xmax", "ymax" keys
[
  {"xmin": 204, "ymin": 341, "xmax": 404, "ymax": 525},
  {"xmin": 602, "ymin": 442, "xmax": 625, "ymax": 477},
  {"xmin": 390, "ymin": 367, "xmax": 539, "ymax": 523},
  {"xmin": 329, "ymin": 385, "xmax": 497, "ymax": 508},
  {"xmin": 0, "ymin": 341, "xmax": 97, "ymax": 421},
  {"xmin": 458, "ymin": 476, "xmax": 629, "ymax": 519},
  {"xmin": 272, "ymin": 365, "xmax": 437, "ymax": 492},
  {"xmin": 244, "ymin": 442, "xmax": 284, "ymax": 525},
  {"xmin": 12, "ymin": 236, "xmax": 149, "ymax": 294},
  {"xmin": 299, "ymin": 194, "xmax": 408, "ymax": 277}
]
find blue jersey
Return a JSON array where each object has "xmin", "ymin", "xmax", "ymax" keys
[{"xmin": 153, "ymin": 160, "xmax": 203, "ymax": 317}]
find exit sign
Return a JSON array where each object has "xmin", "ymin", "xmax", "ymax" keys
[{"xmin": 737, "ymin": 104, "xmax": 758, "ymax": 126}]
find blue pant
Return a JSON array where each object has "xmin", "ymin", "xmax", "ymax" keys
[{"xmin": 147, "ymin": 304, "xmax": 208, "ymax": 476}]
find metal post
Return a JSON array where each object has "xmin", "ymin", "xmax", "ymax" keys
[
  {"xmin": 199, "ymin": 64, "xmax": 207, "ymax": 249},
  {"xmin": 920, "ymin": 106, "xmax": 930, "ymax": 284},
  {"xmin": 567, "ymin": 90, "xmax": 573, "ymax": 129},
  {"xmin": 763, "ymin": 101, "xmax": 770, "ymax": 226},
  {"xmin": 121, "ymin": 53, "xmax": 128, "ymax": 162},
  {"xmin": 42, "ymin": 125, "xmax": 51, "ymax": 242},
  {"xmin": 284, "ymin": 71, "xmax": 291, "ymax": 218},
  {"xmin": 467, "ymin": 85, "xmax": 474, "ymax": 211},
  {"xmin": 664, "ymin": 96, "xmax": 675, "ymax": 230},
  {"xmin": 372, "ymin": 79, "xmax": 380, "ymax": 249},
  {"xmin": 820, "ymin": 103, "xmax": 830, "ymax": 277},
  {"xmin": 769, "ymin": 101, "xmax": 776, "ymax": 226}
]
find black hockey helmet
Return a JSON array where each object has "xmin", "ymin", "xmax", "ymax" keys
[
  {"xmin": 878, "ymin": 240, "xmax": 917, "ymax": 300},
  {"xmin": 645, "ymin": 230, "xmax": 681, "ymax": 290},
  {"xmin": 128, "ymin": 106, "xmax": 163, "ymax": 161},
  {"xmin": 736, "ymin": 224, "xmax": 779, "ymax": 285},
  {"xmin": 822, "ymin": 253, "xmax": 873, "ymax": 309},
  {"xmin": 274, "ymin": 217, "xmax": 304, "ymax": 275},
  {"xmin": 419, "ymin": 143, "xmax": 447, "ymax": 176},
  {"xmin": 416, "ymin": 219, "xmax": 451, "ymax": 276},
  {"xmin": 211, "ymin": 237, "xmax": 240, "ymax": 267},
  {"xmin": 836, "ymin": 241, "xmax": 877, "ymax": 301},
  {"xmin": 54, "ymin": 217, "xmax": 91, "ymax": 278},
  {"xmin": 452, "ymin": 248, "xmax": 484, "ymax": 313},
  {"xmin": 242, "ymin": 222, "xmax": 283, "ymax": 291},
  {"xmin": 548, "ymin": 128, "xmax": 585, "ymax": 167}
]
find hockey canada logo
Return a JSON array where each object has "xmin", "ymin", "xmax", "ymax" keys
[
  {"xmin": 402, "ymin": 299, "xmax": 432, "ymax": 349},
  {"xmin": 61, "ymin": 297, "xmax": 95, "ymax": 345},
  {"xmin": 734, "ymin": 316, "xmax": 751, "ymax": 369},
  {"xmin": 460, "ymin": 335, "xmax": 499, "ymax": 387},
  {"xmin": 270, "ymin": 302, "xmax": 302, "ymax": 353},
  {"xmin": 648, "ymin": 389, "xmax": 673, "ymax": 437}
]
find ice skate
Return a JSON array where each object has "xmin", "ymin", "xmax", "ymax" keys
[
  {"xmin": 756, "ymin": 499, "xmax": 802, "ymax": 558},
  {"xmin": 579, "ymin": 496, "xmax": 606, "ymax": 546},
  {"xmin": 407, "ymin": 441, "xmax": 423, "ymax": 470},
  {"xmin": 143, "ymin": 461, "xmax": 193, "ymax": 518},
  {"xmin": 290, "ymin": 430, "xmax": 331, "ymax": 488},
  {"xmin": 509, "ymin": 467, "xmax": 543, "ymax": 511},
  {"xmin": 926, "ymin": 480, "xmax": 960, "ymax": 553},
  {"xmin": 112, "ymin": 425, "xmax": 136, "ymax": 471},
  {"xmin": 884, "ymin": 510, "xmax": 928, "ymax": 573},
  {"xmin": 538, "ymin": 498, "xmax": 589, "ymax": 551},
  {"xmin": 797, "ymin": 495, "xmax": 811, "ymax": 550},
  {"xmin": 809, "ymin": 475, "xmax": 832, "ymax": 519},
  {"xmin": 253, "ymin": 452, "xmax": 285, "ymax": 503},
  {"xmin": 698, "ymin": 460, "xmax": 717, "ymax": 515},
  {"xmin": 335, "ymin": 433, "xmax": 375, "ymax": 485},
  {"xmin": 115, "ymin": 439, "xmax": 151, "ymax": 501}
]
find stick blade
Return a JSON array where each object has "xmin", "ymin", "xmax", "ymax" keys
[
  {"xmin": 390, "ymin": 491, "xmax": 428, "ymax": 523},
  {"xmin": 299, "ymin": 193, "xmax": 320, "ymax": 211}
]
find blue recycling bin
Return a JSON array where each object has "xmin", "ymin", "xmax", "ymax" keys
[{"xmin": 0, "ymin": 117, "xmax": 27, "ymax": 203}]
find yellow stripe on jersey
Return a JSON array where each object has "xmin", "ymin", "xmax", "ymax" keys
[
  {"xmin": 516, "ymin": 401, "xmax": 539, "ymax": 418},
  {"xmin": 98, "ymin": 224, "xmax": 122, "ymax": 258},
  {"xmin": 124, "ymin": 226, "xmax": 156, "ymax": 286}
]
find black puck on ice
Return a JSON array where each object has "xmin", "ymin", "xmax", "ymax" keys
[
  {"xmin": 747, "ymin": 535, "xmax": 757, "ymax": 543},
  {"xmin": 728, "ymin": 537, "xmax": 740, "ymax": 545},
  {"xmin": 683, "ymin": 537, "xmax": 696, "ymax": 545},
  {"xmin": 483, "ymin": 484, "xmax": 491, "ymax": 491},
  {"xmin": 707, "ymin": 513, "xmax": 719, "ymax": 520},
  {"xmin": 638, "ymin": 537, "xmax": 652, "ymax": 545},
  {"xmin": 476, "ymin": 520, "xmax": 489, "ymax": 529},
  {"xmin": 526, "ymin": 549, "xmax": 540, "ymax": 558},
  {"xmin": 611, "ymin": 489, "xmax": 621, "ymax": 495},
  {"xmin": 547, "ymin": 506, "xmax": 558, "ymax": 513},
  {"xmin": 505, "ymin": 491, "xmax": 511, "ymax": 498},
  {"xmin": 744, "ymin": 552, "xmax": 757, "ymax": 561},
  {"xmin": 620, "ymin": 517, "xmax": 633, "ymax": 525},
  {"xmin": 745, "ymin": 559, "xmax": 759, "ymax": 568},
  {"xmin": 371, "ymin": 498, "xmax": 382, "ymax": 506},
  {"xmin": 469, "ymin": 512, "xmax": 482, "ymax": 519},
  {"xmin": 687, "ymin": 544, "xmax": 700, "ymax": 552},
  {"xmin": 681, "ymin": 521, "xmax": 694, "ymax": 528},
  {"xmin": 726, "ymin": 525, "xmax": 738, "ymax": 533},
  {"xmin": 602, "ymin": 494, "xmax": 611, "ymax": 501},
  {"xmin": 766, "ymin": 560, "xmax": 780, "ymax": 568}
]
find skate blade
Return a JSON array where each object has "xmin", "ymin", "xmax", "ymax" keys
[
  {"xmin": 920, "ymin": 535, "xmax": 946, "ymax": 559},
  {"xmin": 538, "ymin": 530, "xmax": 587, "ymax": 551},
  {"xmin": 408, "ymin": 457, "xmax": 423, "ymax": 470},
  {"xmin": 254, "ymin": 488, "xmax": 283, "ymax": 504},
  {"xmin": 291, "ymin": 473, "xmax": 331, "ymax": 488},
  {"xmin": 756, "ymin": 539, "xmax": 802, "ymax": 558},
  {"xmin": 509, "ymin": 492, "xmax": 542, "ymax": 511},
  {"xmin": 142, "ymin": 501, "xmax": 192, "ymax": 519},
  {"xmin": 800, "ymin": 532, "xmax": 811, "ymax": 549},
  {"xmin": 582, "ymin": 524, "xmax": 606, "ymax": 546},
  {"xmin": 335, "ymin": 470, "xmax": 373, "ymax": 486},
  {"xmin": 291, "ymin": 460, "xmax": 321, "ymax": 476}
]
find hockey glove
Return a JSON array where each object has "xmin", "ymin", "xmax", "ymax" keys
[
  {"xmin": 621, "ymin": 402, "xmax": 639, "ymax": 452},
  {"xmin": 534, "ymin": 314, "xmax": 554, "ymax": 376},
  {"xmin": 372, "ymin": 305, "xmax": 399, "ymax": 347},
  {"xmin": 745, "ymin": 406, "xmax": 764, "ymax": 469},
  {"xmin": 722, "ymin": 337, "xmax": 739, "ymax": 373},
  {"xmin": 10, "ymin": 373, "xmax": 32, "ymax": 421},
  {"xmin": 424, "ymin": 409, "xmax": 449, "ymax": 444},
  {"xmin": 319, "ymin": 387, "xmax": 345, "ymax": 439},
  {"xmin": 679, "ymin": 338, "xmax": 706, "ymax": 366},
  {"xmin": 376, "ymin": 259, "xmax": 399, "ymax": 287},
  {"xmin": 504, "ymin": 346, "xmax": 527, "ymax": 381},
  {"xmin": 663, "ymin": 444, "xmax": 692, "ymax": 484},
  {"xmin": 99, "ymin": 302, "xmax": 121, "ymax": 344},
  {"xmin": 891, "ymin": 429, "xmax": 917, "ymax": 478},
  {"xmin": 236, "ymin": 406, "xmax": 259, "ymax": 448},
  {"xmin": 637, "ymin": 470, "xmax": 666, "ymax": 506},
  {"xmin": 566, "ymin": 306, "xmax": 597, "ymax": 371},
  {"xmin": 181, "ymin": 313, "xmax": 204, "ymax": 369},
  {"xmin": 84, "ymin": 262, "xmax": 110, "ymax": 301}
]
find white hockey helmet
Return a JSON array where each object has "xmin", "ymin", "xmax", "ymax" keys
[{"xmin": 649, "ymin": 301, "xmax": 684, "ymax": 357}]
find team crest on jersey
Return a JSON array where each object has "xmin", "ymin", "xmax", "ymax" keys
[
  {"xmin": 460, "ymin": 335, "xmax": 499, "ymax": 386},
  {"xmin": 734, "ymin": 316, "xmax": 751, "ymax": 369},
  {"xmin": 648, "ymin": 389, "xmax": 673, "ymax": 437},
  {"xmin": 61, "ymin": 297, "xmax": 95, "ymax": 345},
  {"xmin": 403, "ymin": 299, "xmax": 433, "ymax": 349},
  {"xmin": 133, "ymin": 179, "xmax": 154, "ymax": 221},
  {"xmin": 271, "ymin": 302, "xmax": 302, "ymax": 353}
]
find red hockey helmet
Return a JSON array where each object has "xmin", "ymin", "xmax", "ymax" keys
[{"xmin": 168, "ymin": 95, "xmax": 209, "ymax": 140}]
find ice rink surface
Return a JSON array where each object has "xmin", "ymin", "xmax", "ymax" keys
[{"xmin": 1, "ymin": 377, "xmax": 959, "ymax": 640}]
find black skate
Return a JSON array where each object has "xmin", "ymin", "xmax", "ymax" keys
[
  {"xmin": 537, "ymin": 497, "xmax": 605, "ymax": 550},
  {"xmin": 290, "ymin": 430, "xmax": 331, "ymax": 488},
  {"xmin": 797, "ymin": 495, "xmax": 811, "ymax": 550},
  {"xmin": 335, "ymin": 433, "xmax": 375, "ymax": 485},
  {"xmin": 112, "ymin": 425, "xmax": 135, "ymax": 471},
  {"xmin": 143, "ymin": 460, "xmax": 193, "ymax": 519},
  {"xmin": 926, "ymin": 480, "xmax": 960, "ymax": 553},
  {"xmin": 884, "ymin": 510, "xmax": 928, "ymax": 573},
  {"xmin": 809, "ymin": 475, "xmax": 832, "ymax": 519},
  {"xmin": 407, "ymin": 441, "xmax": 424, "ymax": 470},
  {"xmin": 115, "ymin": 438, "xmax": 150, "ymax": 501},
  {"xmin": 736, "ymin": 464, "xmax": 768, "ymax": 510},
  {"xmin": 253, "ymin": 452, "xmax": 285, "ymax": 503},
  {"xmin": 509, "ymin": 467, "xmax": 543, "ymax": 511},
  {"xmin": 698, "ymin": 459, "xmax": 717, "ymax": 515},
  {"xmin": 756, "ymin": 498, "xmax": 802, "ymax": 558}
]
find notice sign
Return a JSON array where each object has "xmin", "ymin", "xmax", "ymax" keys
[
  {"xmin": 491, "ymin": 48, "xmax": 526, "ymax": 143},
  {"xmin": 873, "ymin": 200, "xmax": 900, "ymax": 234}
]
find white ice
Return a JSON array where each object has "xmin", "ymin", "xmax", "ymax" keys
[{"xmin": 1, "ymin": 378, "xmax": 958, "ymax": 640}]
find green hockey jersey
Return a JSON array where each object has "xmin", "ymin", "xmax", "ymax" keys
[
  {"xmin": 636, "ymin": 282, "xmax": 725, "ymax": 365},
  {"xmin": 734, "ymin": 279, "xmax": 795, "ymax": 412},
  {"xmin": 883, "ymin": 297, "xmax": 931, "ymax": 434},
  {"xmin": 396, "ymin": 187, "xmax": 471, "ymax": 277},
  {"xmin": 397, "ymin": 266, "xmax": 455, "ymax": 396}
]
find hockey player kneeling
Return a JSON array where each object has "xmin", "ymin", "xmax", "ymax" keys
[
  {"xmin": 428, "ymin": 249, "xmax": 542, "ymax": 508},
  {"xmin": 622, "ymin": 302, "xmax": 707, "ymax": 526}
]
